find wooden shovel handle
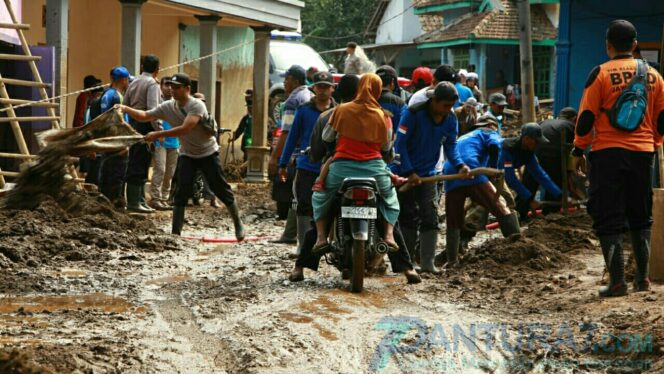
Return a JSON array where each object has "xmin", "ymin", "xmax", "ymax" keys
[{"xmin": 398, "ymin": 167, "xmax": 504, "ymax": 193}]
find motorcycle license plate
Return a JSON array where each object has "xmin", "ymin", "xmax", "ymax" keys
[{"xmin": 341, "ymin": 206, "xmax": 377, "ymax": 219}]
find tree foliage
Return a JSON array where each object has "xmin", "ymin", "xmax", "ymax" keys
[{"xmin": 300, "ymin": 0, "xmax": 376, "ymax": 53}]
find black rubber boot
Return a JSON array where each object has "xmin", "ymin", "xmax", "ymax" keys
[
  {"xmin": 419, "ymin": 230, "xmax": 441, "ymax": 274},
  {"xmin": 138, "ymin": 184, "xmax": 155, "ymax": 212},
  {"xmin": 401, "ymin": 227, "xmax": 419, "ymax": 264},
  {"xmin": 497, "ymin": 213, "xmax": 520, "ymax": 237},
  {"xmin": 227, "ymin": 203, "xmax": 245, "ymax": 241},
  {"xmin": 126, "ymin": 184, "xmax": 153, "ymax": 213},
  {"xmin": 171, "ymin": 205, "xmax": 186, "ymax": 235},
  {"xmin": 598, "ymin": 234, "xmax": 628, "ymax": 297},
  {"xmin": 446, "ymin": 229, "xmax": 461, "ymax": 265},
  {"xmin": 630, "ymin": 229, "xmax": 651, "ymax": 292}
]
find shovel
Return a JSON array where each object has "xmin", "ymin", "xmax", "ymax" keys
[{"xmin": 398, "ymin": 167, "xmax": 504, "ymax": 193}]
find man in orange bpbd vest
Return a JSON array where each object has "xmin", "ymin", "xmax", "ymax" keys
[{"xmin": 572, "ymin": 20, "xmax": 664, "ymax": 297}]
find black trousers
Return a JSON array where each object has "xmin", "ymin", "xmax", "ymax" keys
[
  {"xmin": 295, "ymin": 221, "xmax": 413, "ymax": 273},
  {"xmin": 295, "ymin": 169, "xmax": 319, "ymax": 217},
  {"xmin": 84, "ymin": 155, "xmax": 102, "ymax": 185},
  {"xmin": 398, "ymin": 182, "xmax": 439, "ymax": 231},
  {"xmin": 99, "ymin": 153, "xmax": 128, "ymax": 200},
  {"xmin": 125, "ymin": 121, "xmax": 153, "ymax": 185},
  {"xmin": 173, "ymin": 152, "xmax": 235, "ymax": 207},
  {"xmin": 587, "ymin": 148, "xmax": 653, "ymax": 236}
]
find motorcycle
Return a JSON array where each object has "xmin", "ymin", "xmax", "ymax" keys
[{"xmin": 315, "ymin": 177, "xmax": 398, "ymax": 293}]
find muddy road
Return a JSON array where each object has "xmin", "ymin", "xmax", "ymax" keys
[{"xmin": 1, "ymin": 184, "xmax": 663, "ymax": 373}]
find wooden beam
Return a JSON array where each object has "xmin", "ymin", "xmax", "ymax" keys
[
  {"xmin": 0, "ymin": 116, "xmax": 61, "ymax": 122},
  {"xmin": 0, "ymin": 22, "xmax": 30, "ymax": 29},
  {"xmin": 0, "ymin": 53, "xmax": 41, "ymax": 61},
  {"xmin": 0, "ymin": 77, "xmax": 50, "ymax": 88},
  {"xmin": 0, "ymin": 98, "xmax": 59, "ymax": 108}
]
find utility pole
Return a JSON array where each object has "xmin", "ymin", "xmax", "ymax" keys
[{"xmin": 517, "ymin": 0, "xmax": 536, "ymax": 123}]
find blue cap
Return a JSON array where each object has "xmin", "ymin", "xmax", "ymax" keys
[
  {"xmin": 110, "ymin": 66, "xmax": 130, "ymax": 81},
  {"xmin": 280, "ymin": 65, "xmax": 306, "ymax": 83}
]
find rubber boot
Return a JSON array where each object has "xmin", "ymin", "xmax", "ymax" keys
[
  {"xmin": 126, "ymin": 184, "xmax": 153, "ymax": 213},
  {"xmin": 295, "ymin": 215, "xmax": 312, "ymax": 256},
  {"xmin": 138, "ymin": 184, "xmax": 155, "ymax": 213},
  {"xmin": 630, "ymin": 229, "xmax": 651, "ymax": 292},
  {"xmin": 497, "ymin": 213, "xmax": 521, "ymax": 237},
  {"xmin": 227, "ymin": 203, "xmax": 245, "ymax": 241},
  {"xmin": 401, "ymin": 227, "xmax": 419, "ymax": 264},
  {"xmin": 272, "ymin": 208, "xmax": 298, "ymax": 244},
  {"xmin": 598, "ymin": 234, "xmax": 628, "ymax": 297},
  {"xmin": 419, "ymin": 230, "xmax": 441, "ymax": 274},
  {"xmin": 171, "ymin": 205, "xmax": 185, "ymax": 235},
  {"xmin": 446, "ymin": 229, "xmax": 461, "ymax": 266}
]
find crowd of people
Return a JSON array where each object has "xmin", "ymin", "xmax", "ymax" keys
[{"xmin": 72, "ymin": 19, "xmax": 664, "ymax": 297}]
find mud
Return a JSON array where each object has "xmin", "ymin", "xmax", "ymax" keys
[{"xmin": 1, "ymin": 186, "xmax": 662, "ymax": 373}]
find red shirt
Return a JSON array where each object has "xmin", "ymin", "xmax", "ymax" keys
[{"xmin": 72, "ymin": 92, "xmax": 93, "ymax": 128}]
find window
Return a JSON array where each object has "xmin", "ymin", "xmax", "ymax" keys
[
  {"xmin": 453, "ymin": 48, "xmax": 469, "ymax": 70},
  {"xmin": 533, "ymin": 46, "xmax": 552, "ymax": 99}
]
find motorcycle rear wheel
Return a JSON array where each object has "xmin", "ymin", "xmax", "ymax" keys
[{"xmin": 350, "ymin": 240, "xmax": 365, "ymax": 293}]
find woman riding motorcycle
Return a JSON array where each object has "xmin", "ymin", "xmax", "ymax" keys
[{"xmin": 311, "ymin": 73, "xmax": 400, "ymax": 251}]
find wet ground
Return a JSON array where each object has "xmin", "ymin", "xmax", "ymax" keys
[{"xmin": 1, "ymin": 184, "xmax": 663, "ymax": 373}]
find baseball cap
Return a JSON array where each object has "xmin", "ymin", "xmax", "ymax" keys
[
  {"xmin": 606, "ymin": 19, "xmax": 637, "ymax": 46},
  {"xmin": 281, "ymin": 65, "xmax": 306, "ymax": 83},
  {"xmin": 84, "ymin": 75, "xmax": 102, "ymax": 89},
  {"xmin": 376, "ymin": 65, "xmax": 398, "ymax": 79},
  {"xmin": 411, "ymin": 67, "xmax": 433, "ymax": 86},
  {"xmin": 489, "ymin": 92, "xmax": 508, "ymax": 106},
  {"xmin": 426, "ymin": 81, "xmax": 458, "ymax": 101},
  {"xmin": 312, "ymin": 71, "xmax": 334, "ymax": 86},
  {"xmin": 464, "ymin": 96, "xmax": 482, "ymax": 111},
  {"xmin": 521, "ymin": 123, "xmax": 549, "ymax": 144},
  {"xmin": 473, "ymin": 112, "xmax": 499, "ymax": 129},
  {"xmin": 466, "ymin": 72, "xmax": 479, "ymax": 81},
  {"xmin": 110, "ymin": 66, "xmax": 129, "ymax": 81},
  {"xmin": 559, "ymin": 107, "xmax": 578, "ymax": 120},
  {"xmin": 458, "ymin": 69, "xmax": 469, "ymax": 78},
  {"xmin": 433, "ymin": 64, "xmax": 456, "ymax": 83},
  {"xmin": 169, "ymin": 73, "xmax": 191, "ymax": 87}
]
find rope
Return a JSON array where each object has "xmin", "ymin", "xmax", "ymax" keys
[{"xmin": 0, "ymin": 38, "xmax": 262, "ymax": 113}]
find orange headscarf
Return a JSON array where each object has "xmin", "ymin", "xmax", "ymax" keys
[{"xmin": 329, "ymin": 73, "xmax": 389, "ymax": 144}]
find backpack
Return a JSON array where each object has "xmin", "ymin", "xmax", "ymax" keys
[
  {"xmin": 88, "ymin": 89, "xmax": 108, "ymax": 121},
  {"xmin": 605, "ymin": 59, "xmax": 649, "ymax": 132}
]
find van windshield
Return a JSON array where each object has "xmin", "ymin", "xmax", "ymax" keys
[{"xmin": 270, "ymin": 40, "xmax": 328, "ymax": 72}]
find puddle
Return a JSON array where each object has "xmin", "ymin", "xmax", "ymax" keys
[
  {"xmin": 145, "ymin": 274, "xmax": 191, "ymax": 286},
  {"xmin": 197, "ymin": 244, "xmax": 232, "ymax": 257},
  {"xmin": 312, "ymin": 322, "xmax": 338, "ymax": 341},
  {"xmin": 0, "ymin": 293, "xmax": 144, "ymax": 314},
  {"xmin": 279, "ymin": 312, "xmax": 313, "ymax": 324}
]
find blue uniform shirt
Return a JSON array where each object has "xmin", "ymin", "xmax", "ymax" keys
[
  {"xmin": 100, "ymin": 88, "xmax": 129, "ymax": 122},
  {"xmin": 392, "ymin": 105, "xmax": 464, "ymax": 177},
  {"xmin": 278, "ymin": 100, "xmax": 332, "ymax": 173},
  {"xmin": 498, "ymin": 138, "xmax": 562, "ymax": 201},
  {"xmin": 155, "ymin": 121, "xmax": 180, "ymax": 149},
  {"xmin": 444, "ymin": 128, "xmax": 502, "ymax": 192},
  {"xmin": 378, "ymin": 89, "xmax": 405, "ymax": 135},
  {"xmin": 455, "ymin": 83, "xmax": 473, "ymax": 109}
]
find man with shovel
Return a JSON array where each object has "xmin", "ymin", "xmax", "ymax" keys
[
  {"xmin": 392, "ymin": 82, "xmax": 471, "ymax": 274},
  {"xmin": 118, "ymin": 73, "xmax": 245, "ymax": 240},
  {"xmin": 440, "ymin": 113, "xmax": 520, "ymax": 267}
]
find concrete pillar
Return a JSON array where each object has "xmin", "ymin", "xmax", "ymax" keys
[
  {"xmin": 195, "ymin": 15, "xmax": 220, "ymax": 117},
  {"xmin": 178, "ymin": 23, "xmax": 187, "ymax": 73},
  {"xmin": 45, "ymin": 0, "xmax": 68, "ymax": 123},
  {"xmin": 119, "ymin": 0, "xmax": 145, "ymax": 76},
  {"xmin": 479, "ymin": 44, "xmax": 488, "ymax": 95},
  {"xmin": 553, "ymin": 0, "xmax": 572, "ymax": 114},
  {"xmin": 246, "ymin": 27, "xmax": 271, "ymax": 183}
]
